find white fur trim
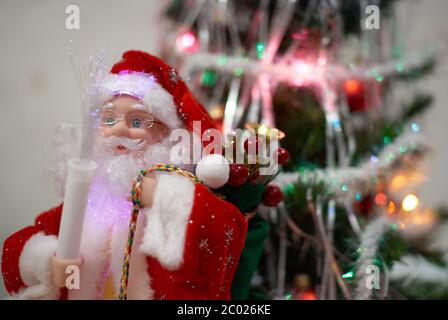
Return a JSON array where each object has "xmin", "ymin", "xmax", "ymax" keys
[
  {"xmin": 13, "ymin": 208, "xmax": 155, "ymax": 300},
  {"xmin": 140, "ymin": 173, "xmax": 195, "ymax": 270},
  {"xmin": 15, "ymin": 232, "xmax": 60, "ymax": 300},
  {"xmin": 102, "ymin": 72, "xmax": 182, "ymax": 131}
]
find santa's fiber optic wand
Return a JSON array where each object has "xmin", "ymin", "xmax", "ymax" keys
[{"xmin": 52, "ymin": 52, "xmax": 107, "ymax": 286}]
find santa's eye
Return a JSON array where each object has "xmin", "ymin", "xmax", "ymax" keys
[
  {"xmin": 105, "ymin": 117, "xmax": 117, "ymax": 126},
  {"xmin": 127, "ymin": 112, "xmax": 154, "ymax": 129},
  {"xmin": 131, "ymin": 118, "xmax": 142, "ymax": 128}
]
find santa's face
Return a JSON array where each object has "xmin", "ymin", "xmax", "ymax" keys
[
  {"xmin": 99, "ymin": 94, "xmax": 170, "ymax": 154},
  {"xmin": 88, "ymin": 94, "xmax": 176, "ymax": 206}
]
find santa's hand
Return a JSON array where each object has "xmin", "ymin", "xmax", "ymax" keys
[
  {"xmin": 52, "ymin": 256, "xmax": 83, "ymax": 288},
  {"xmin": 139, "ymin": 176, "xmax": 158, "ymax": 208}
]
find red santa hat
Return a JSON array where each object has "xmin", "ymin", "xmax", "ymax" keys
[
  {"xmin": 102, "ymin": 50, "xmax": 229, "ymax": 189},
  {"xmin": 103, "ymin": 50, "xmax": 216, "ymax": 135}
]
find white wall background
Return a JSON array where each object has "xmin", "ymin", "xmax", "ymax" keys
[{"xmin": 0, "ymin": 0, "xmax": 447, "ymax": 298}]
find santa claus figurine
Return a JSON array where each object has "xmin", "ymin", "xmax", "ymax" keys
[{"xmin": 1, "ymin": 50, "xmax": 248, "ymax": 300}]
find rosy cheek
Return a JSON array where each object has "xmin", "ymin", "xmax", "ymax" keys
[{"xmin": 100, "ymin": 126, "xmax": 112, "ymax": 138}]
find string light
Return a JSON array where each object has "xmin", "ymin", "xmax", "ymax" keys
[
  {"xmin": 233, "ymin": 67, "xmax": 244, "ymax": 76},
  {"xmin": 255, "ymin": 42, "xmax": 266, "ymax": 59},
  {"xmin": 387, "ymin": 201, "xmax": 396, "ymax": 214},
  {"xmin": 390, "ymin": 171, "xmax": 426, "ymax": 192},
  {"xmin": 217, "ymin": 55, "xmax": 227, "ymax": 65},
  {"xmin": 200, "ymin": 70, "xmax": 218, "ymax": 86},
  {"xmin": 183, "ymin": 48, "xmax": 437, "ymax": 85},
  {"xmin": 176, "ymin": 29, "xmax": 199, "ymax": 53},
  {"xmin": 396, "ymin": 63, "xmax": 405, "ymax": 72},
  {"xmin": 317, "ymin": 56, "xmax": 327, "ymax": 66},
  {"xmin": 375, "ymin": 193, "xmax": 388, "ymax": 206},
  {"xmin": 301, "ymin": 291, "xmax": 317, "ymax": 300},
  {"xmin": 292, "ymin": 61, "xmax": 317, "ymax": 86},
  {"xmin": 209, "ymin": 104, "xmax": 224, "ymax": 119},
  {"xmin": 402, "ymin": 194, "xmax": 419, "ymax": 212},
  {"xmin": 390, "ymin": 174, "xmax": 407, "ymax": 191},
  {"xmin": 343, "ymin": 79, "xmax": 363, "ymax": 95},
  {"xmin": 411, "ymin": 123, "xmax": 421, "ymax": 133}
]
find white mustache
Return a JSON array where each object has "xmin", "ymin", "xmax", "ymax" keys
[{"xmin": 99, "ymin": 136, "xmax": 146, "ymax": 151}]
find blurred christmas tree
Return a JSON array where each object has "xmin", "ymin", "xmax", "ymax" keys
[{"xmin": 159, "ymin": 0, "xmax": 447, "ymax": 299}]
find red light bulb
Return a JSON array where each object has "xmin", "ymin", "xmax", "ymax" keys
[{"xmin": 176, "ymin": 30, "xmax": 199, "ymax": 54}]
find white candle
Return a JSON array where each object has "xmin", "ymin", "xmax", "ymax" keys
[{"xmin": 56, "ymin": 158, "xmax": 97, "ymax": 260}]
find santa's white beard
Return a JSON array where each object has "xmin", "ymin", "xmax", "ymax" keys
[
  {"xmin": 45, "ymin": 125, "xmax": 177, "ymax": 226},
  {"xmin": 86, "ymin": 135, "xmax": 176, "ymax": 225}
]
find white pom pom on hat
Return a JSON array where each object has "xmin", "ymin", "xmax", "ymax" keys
[{"xmin": 195, "ymin": 154, "xmax": 230, "ymax": 189}]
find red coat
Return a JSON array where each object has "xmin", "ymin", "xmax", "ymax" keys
[{"xmin": 2, "ymin": 173, "xmax": 247, "ymax": 300}]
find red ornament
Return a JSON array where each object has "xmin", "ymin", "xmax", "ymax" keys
[
  {"xmin": 228, "ymin": 164, "xmax": 249, "ymax": 187},
  {"xmin": 343, "ymin": 79, "xmax": 367, "ymax": 112},
  {"xmin": 262, "ymin": 184, "xmax": 284, "ymax": 207},
  {"xmin": 354, "ymin": 194, "xmax": 374, "ymax": 217},
  {"xmin": 275, "ymin": 147, "xmax": 290, "ymax": 165}
]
